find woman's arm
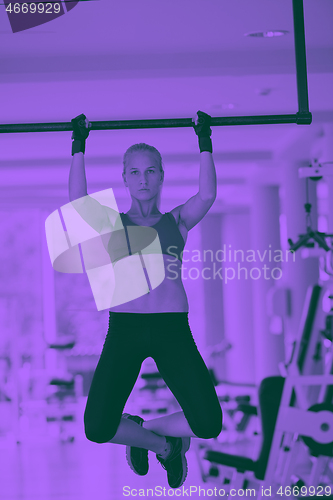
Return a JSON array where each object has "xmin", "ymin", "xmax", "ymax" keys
[
  {"xmin": 69, "ymin": 114, "xmax": 90, "ymax": 201},
  {"xmin": 176, "ymin": 112, "xmax": 217, "ymax": 231},
  {"xmin": 69, "ymin": 151, "xmax": 88, "ymax": 202},
  {"xmin": 198, "ymin": 151, "xmax": 217, "ymax": 200},
  {"xmin": 68, "ymin": 117, "xmax": 111, "ymax": 234},
  {"xmin": 177, "ymin": 152, "xmax": 216, "ymax": 231}
]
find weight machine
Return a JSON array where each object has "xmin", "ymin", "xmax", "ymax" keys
[{"xmin": 194, "ymin": 283, "xmax": 333, "ymax": 495}]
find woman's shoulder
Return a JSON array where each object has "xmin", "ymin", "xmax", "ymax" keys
[
  {"xmin": 168, "ymin": 206, "xmax": 188, "ymax": 244},
  {"xmin": 168, "ymin": 206, "xmax": 180, "ymax": 224}
]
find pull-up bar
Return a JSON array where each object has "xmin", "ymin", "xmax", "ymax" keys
[
  {"xmin": 0, "ymin": 0, "xmax": 312, "ymax": 134},
  {"xmin": 0, "ymin": 113, "xmax": 312, "ymax": 134}
]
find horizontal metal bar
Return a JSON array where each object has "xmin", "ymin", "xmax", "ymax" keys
[{"xmin": 0, "ymin": 113, "xmax": 312, "ymax": 134}]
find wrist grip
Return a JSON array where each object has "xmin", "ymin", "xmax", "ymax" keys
[
  {"xmin": 198, "ymin": 136, "xmax": 213, "ymax": 153},
  {"xmin": 72, "ymin": 139, "xmax": 86, "ymax": 156}
]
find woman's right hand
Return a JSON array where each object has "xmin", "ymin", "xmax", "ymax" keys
[
  {"xmin": 192, "ymin": 110, "xmax": 213, "ymax": 154},
  {"xmin": 71, "ymin": 114, "xmax": 92, "ymax": 156}
]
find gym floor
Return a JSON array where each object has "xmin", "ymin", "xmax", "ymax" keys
[
  {"xmin": 0, "ymin": 430, "xmax": 318, "ymax": 500},
  {"xmin": 0, "ymin": 437, "xmax": 205, "ymax": 500}
]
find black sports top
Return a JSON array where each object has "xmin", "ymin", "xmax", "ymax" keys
[{"xmin": 107, "ymin": 212, "xmax": 185, "ymax": 264}]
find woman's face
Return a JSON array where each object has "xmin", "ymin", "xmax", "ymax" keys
[{"xmin": 122, "ymin": 151, "xmax": 164, "ymax": 200}]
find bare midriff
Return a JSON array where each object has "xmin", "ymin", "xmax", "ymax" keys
[{"xmin": 109, "ymin": 255, "xmax": 189, "ymax": 313}]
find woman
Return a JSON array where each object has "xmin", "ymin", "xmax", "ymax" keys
[{"xmin": 68, "ymin": 112, "xmax": 223, "ymax": 489}]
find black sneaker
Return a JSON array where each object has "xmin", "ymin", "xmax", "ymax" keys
[
  {"xmin": 157, "ymin": 436, "xmax": 191, "ymax": 488},
  {"xmin": 122, "ymin": 413, "xmax": 149, "ymax": 476}
]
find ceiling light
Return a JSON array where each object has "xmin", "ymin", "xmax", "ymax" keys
[
  {"xmin": 255, "ymin": 88, "xmax": 273, "ymax": 96},
  {"xmin": 244, "ymin": 30, "xmax": 289, "ymax": 38},
  {"xmin": 211, "ymin": 103, "xmax": 237, "ymax": 111}
]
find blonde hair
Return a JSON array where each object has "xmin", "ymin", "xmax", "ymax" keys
[
  {"xmin": 123, "ymin": 143, "xmax": 163, "ymax": 173},
  {"xmin": 122, "ymin": 143, "xmax": 164, "ymax": 209}
]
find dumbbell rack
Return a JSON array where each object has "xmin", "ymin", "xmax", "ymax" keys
[{"xmin": 45, "ymin": 336, "xmax": 77, "ymax": 442}]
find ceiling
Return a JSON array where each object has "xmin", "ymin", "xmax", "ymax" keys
[
  {"xmin": 1, "ymin": 0, "xmax": 333, "ymax": 55},
  {"xmin": 0, "ymin": 0, "xmax": 332, "ymax": 209}
]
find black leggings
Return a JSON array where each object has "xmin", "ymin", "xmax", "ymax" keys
[{"xmin": 84, "ymin": 312, "xmax": 223, "ymax": 443}]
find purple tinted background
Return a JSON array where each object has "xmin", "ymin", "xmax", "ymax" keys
[{"xmin": 0, "ymin": 0, "xmax": 333, "ymax": 498}]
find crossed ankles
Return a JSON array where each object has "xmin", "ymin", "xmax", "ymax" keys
[{"xmin": 122, "ymin": 413, "xmax": 191, "ymax": 488}]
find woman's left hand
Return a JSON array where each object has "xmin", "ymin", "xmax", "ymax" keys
[{"xmin": 192, "ymin": 110, "xmax": 212, "ymax": 137}]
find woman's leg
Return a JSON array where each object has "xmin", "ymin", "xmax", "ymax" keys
[
  {"xmin": 108, "ymin": 417, "xmax": 167, "ymax": 454},
  {"xmin": 143, "ymin": 411, "xmax": 196, "ymax": 438},
  {"xmin": 84, "ymin": 312, "xmax": 167, "ymax": 453},
  {"xmin": 150, "ymin": 313, "xmax": 223, "ymax": 440}
]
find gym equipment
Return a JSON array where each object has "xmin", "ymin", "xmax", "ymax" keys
[
  {"xmin": 195, "ymin": 287, "xmax": 333, "ymax": 494},
  {"xmin": 270, "ymin": 375, "xmax": 333, "ymax": 495},
  {"xmin": 288, "ymin": 178, "xmax": 331, "ymax": 252},
  {"xmin": 289, "ymin": 147, "xmax": 333, "ymax": 253},
  {"xmin": 274, "ymin": 280, "xmax": 333, "ymax": 491},
  {"xmin": 301, "ymin": 402, "xmax": 333, "ymax": 457},
  {"xmin": 299, "ymin": 159, "xmax": 333, "ymax": 180},
  {"xmin": 0, "ymin": 113, "xmax": 312, "ymax": 134},
  {"xmin": 211, "ymin": 303, "xmax": 325, "ymax": 447},
  {"xmin": 194, "ymin": 375, "xmax": 333, "ymax": 498},
  {"xmin": 45, "ymin": 335, "xmax": 79, "ymax": 442},
  {"xmin": 212, "ymin": 382, "xmax": 259, "ymax": 444},
  {"xmin": 203, "ymin": 341, "xmax": 259, "ymax": 444},
  {"xmin": 0, "ymin": 0, "xmax": 311, "ymax": 134},
  {"xmin": 195, "ymin": 377, "xmax": 285, "ymax": 492},
  {"xmin": 280, "ymin": 285, "xmax": 326, "ymax": 390},
  {"xmin": 217, "ymin": 392, "xmax": 259, "ymax": 444}
]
